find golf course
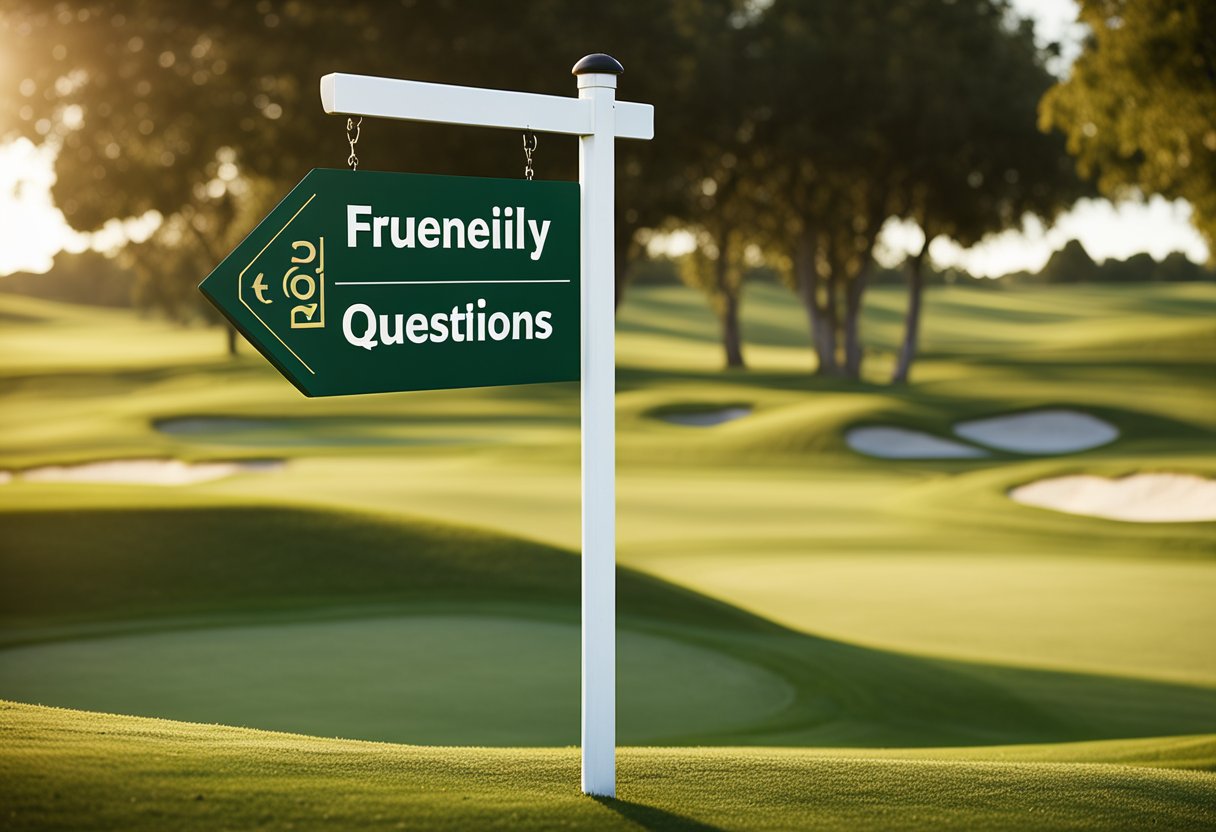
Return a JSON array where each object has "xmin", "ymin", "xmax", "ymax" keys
[{"xmin": 1, "ymin": 280, "xmax": 1215, "ymax": 829}]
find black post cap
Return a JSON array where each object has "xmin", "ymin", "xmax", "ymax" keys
[{"xmin": 572, "ymin": 53, "xmax": 624, "ymax": 76}]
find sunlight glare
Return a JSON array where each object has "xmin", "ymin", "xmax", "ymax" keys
[{"xmin": 0, "ymin": 137, "xmax": 161, "ymax": 276}]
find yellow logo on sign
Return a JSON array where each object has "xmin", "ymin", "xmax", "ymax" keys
[
  {"xmin": 286, "ymin": 238, "xmax": 325, "ymax": 329},
  {"xmin": 249, "ymin": 237, "xmax": 325, "ymax": 329},
  {"xmin": 235, "ymin": 194, "xmax": 320, "ymax": 376},
  {"xmin": 246, "ymin": 237, "xmax": 325, "ymax": 328}
]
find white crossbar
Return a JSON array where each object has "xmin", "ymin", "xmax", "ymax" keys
[{"xmin": 320, "ymin": 73, "xmax": 653, "ymax": 140}]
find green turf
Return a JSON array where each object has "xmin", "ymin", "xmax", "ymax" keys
[
  {"xmin": 0, "ymin": 615, "xmax": 797, "ymax": 746},
  {"xmin": 3, "ymin": 502, "xmax": 1214, "ymax": 748},
  {"xmin": 2, "ymin": 703, "xmax": 1214, "ymax": 832},
  {"xmin": 1, "ymin": 282, "xmax": 1214, "ymax": 828}
]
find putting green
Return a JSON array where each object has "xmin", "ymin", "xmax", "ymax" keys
[{"xmin": 0, "ymin": 615, "xmax": 794, "ymax": 745}]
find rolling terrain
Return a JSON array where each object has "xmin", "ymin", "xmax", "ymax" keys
[{"xmin": 1, "ymin": 281, "xmax": 1214, "ymax": 829}]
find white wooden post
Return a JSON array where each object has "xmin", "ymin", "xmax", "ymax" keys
[
  {"xmin": 574, "ymin": 53, "xmax": 622, "ymax": 798},
  {"xmin": 319, "ymin": 54, "xmax": 650, "ymax": 799}
]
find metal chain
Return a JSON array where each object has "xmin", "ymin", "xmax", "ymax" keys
[
  {"xmin": 346, "ymin": 116, "xmax": 362, "ymax": 171},
  {"xmin": 522, "ymin": 131, "xmax": 538, "ymax": 180}
]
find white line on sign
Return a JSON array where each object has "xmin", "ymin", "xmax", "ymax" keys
[{"xmin": 333, "ymin": 279, "xmax": 573, "ymax": 286}]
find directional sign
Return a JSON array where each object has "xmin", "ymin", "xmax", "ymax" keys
[{"xmin": 200, "ymin": 169, "xmax": 579, "ymax": 396}]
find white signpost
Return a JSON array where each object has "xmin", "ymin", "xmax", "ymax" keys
[{"xmin": 319, "ymin": 54, "xmax": 653, "ymax": 798}]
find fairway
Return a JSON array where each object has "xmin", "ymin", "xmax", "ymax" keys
[
  {"xmin": 646, "ymin": 550, "xmax": 1216, "ymax": 684},
  {"xmin": 1, "ymin": 282, "xmax": 1215, "ymax": 828}
]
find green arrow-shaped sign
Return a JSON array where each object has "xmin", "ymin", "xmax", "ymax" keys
[{"xmin": 200, "ymin": 169, "xmax": 580, "ymax": 397}]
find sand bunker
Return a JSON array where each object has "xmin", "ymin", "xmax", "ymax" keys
[
  {"xmin": 1011, "ymin": 473, "xmax": 1216, "ymax": 523},
  {"xmin": 657, "ymin": 406, "xmax": 752, "ymax": 427},
  {"xmin": 13, "ymin": 458, "xmax": 283, "ymax": 486},
  {"xmin": 955, "ymin": 409, "xmax": 1118, "ymax": 454},
  {"xmin": 845, "ymin": 426, "xmax": 988, "ymax": 459}
]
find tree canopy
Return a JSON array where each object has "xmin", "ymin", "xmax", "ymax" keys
[
  {"xmin": 1040, "ymin": 0, "xmax": 1216, "ymax": 255},
  {"xmin": 2, "ymin": 0, "xmax": 1094, "ymax": 378},
  {"xmin": 755, "ymin": 0, "xmax": 1081, "ymax": 379},
  {"xmin": 0, "ymin": 0, "xmax": 742, "ymax": 327}
]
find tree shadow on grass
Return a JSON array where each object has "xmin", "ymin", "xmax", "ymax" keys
[{"xmin": 592, "ymin": 796, "xmax": 726, "ymax": 832}]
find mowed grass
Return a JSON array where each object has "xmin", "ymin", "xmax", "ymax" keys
[
  {"xmin": 7, "ymin": 285, "xmax": 1211, "ymax": 680},
  {"xmin": 2, "ymin": 703, "xmax": 1215, "ymax": 832},
  {"xmin": 1, "ymin": 282, "xmax": 1215, "ymax": 828},
  {"xmin": 0, "ymin": 616, "xmax": 796, "ymax": 746},
  {"xmin": 2, "ymin": 503, "xmax": 1215, "ymax": 750}
]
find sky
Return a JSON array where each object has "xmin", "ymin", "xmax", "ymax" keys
[
  {"xmin": 0, "ymin": 137, "xmax": 158, "ymax": 275},
  {"xmin": 0, "ymin": 0, "xmax": 1209, "ymax": 278}
]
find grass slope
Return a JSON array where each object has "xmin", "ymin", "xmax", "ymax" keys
[
  {"xmin": 0, "ymin": 504, "xmax": 757, "ymax": 632},
  {"xmin": 1, "ymin": 284, "xmax": 1215, "ymax": 828},
  {"xmin": 3, "ymin": 703, "xmax": 1214, "ymax": 832},
  {"xmin": 3, "ymin": 504, "xmax": 1214, "ymax": 748}
]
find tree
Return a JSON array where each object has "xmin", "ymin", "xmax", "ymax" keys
[
  {"xmin": 577, "ymin": 1, "xmax": 750, "ymax": 310},
  {"xmin": 1040, "ymin": 0, "xmax": 1216, "ymax": 256},
  {"xmin": 677, "ymin": 227, "xmax": 749, "ymax": 368},
  {"xmin": 1100, "ymin": 251, "xmax": 1158, "ymax": 283},
  {"xmin": 0, "ymin": 1, "xmax": 742, "ymax": 348},
  {"xmin": 1156, "ymin": 250, "xmax": 1210, "ymax": 282},
  {"xmin": 889, "ymin": 1, "xmax": 1088, "ymax": 382},
  {"xmin": 0, "ymin": 249, "xmax": 131, "ymax": 307},
  {"xmin": 671, "ymin": 10, "xmax": 764, "ymax": 369},
  {"xmin": 756, "ymin": 0, "xmax": 1081, "ymax": 382},
  {"xmin": 117, "ymin": 174, "xmax": 281, "ymax": 353},
  {"xmin": 1040, "ymin": 239, "xmax": 1099, "ymax": 283},
  {"xmin": 4, "ymin": 2, "xmax": 515, "ymax": 352},
  {"xmin": 755, "ymin": 0, "xmax": 903, "ymax": 379}
]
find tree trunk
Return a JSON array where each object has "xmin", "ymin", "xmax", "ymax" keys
[
  {"xmin": 842, "ymin": 213, "xmax": 884, "ymax": 381},
  {"xmin": 826, "ymin": 269, "xmax": 842, "ymax": 372},
  {"xmin": 843, "ymin": 265, "xmax": 868, "ymax": 379},
  {"xmin": 841, "ymin": 186, "xmax": 890, "ymax": 381},
  {"xmin": 712, "ymin": 228, "xmax": 745, "ymax": 369},
  {"xmin": 892, "ymin": 239, "xmax": 929, "ymax": 384},
  {"xmin": 795, "ymin": 229, "xmax": 837, "ymax": 375},
  {"xmin": 719, "ymin": 291, "xmax": 745, "ymax": 369},
  {"xmin": 187, "ymin": 221, "xmax": 239, "ymax": 359}
]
